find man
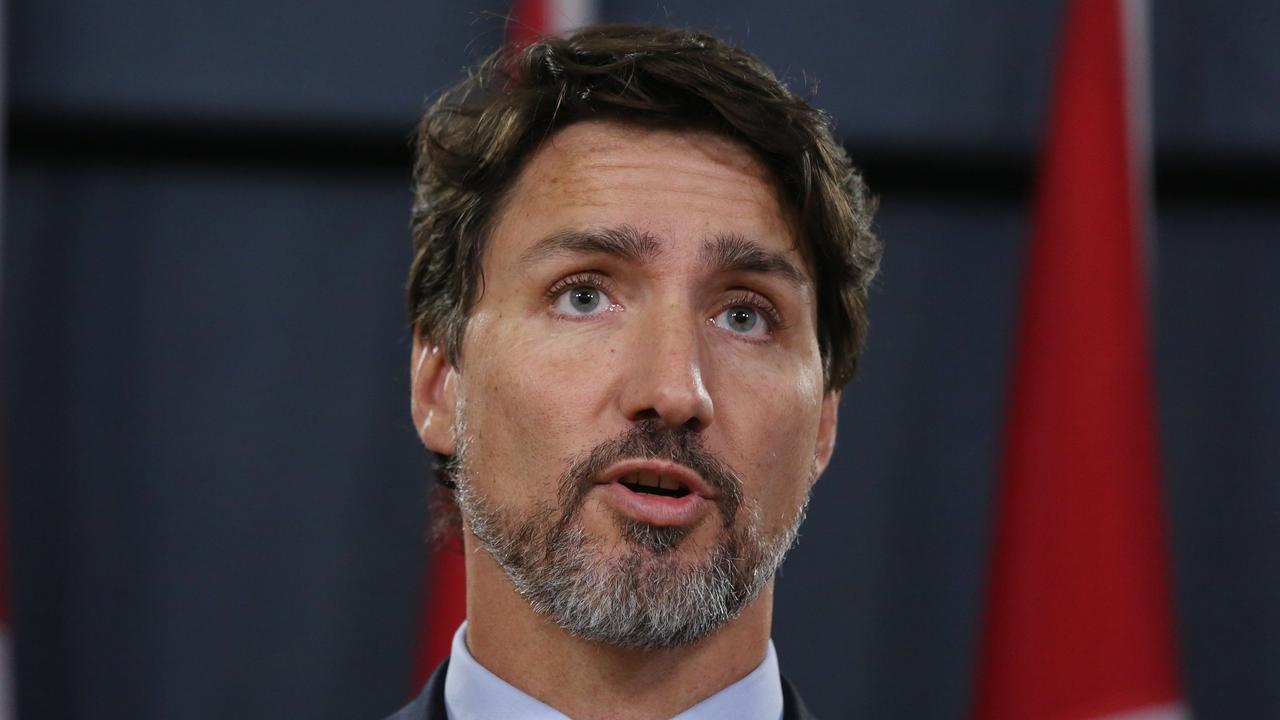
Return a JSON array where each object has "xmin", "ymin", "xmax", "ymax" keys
[{"xmin": 390, "ymin": 24, "xmax": 881, "ymax": 720}]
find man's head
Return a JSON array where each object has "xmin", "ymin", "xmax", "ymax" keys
[{"xmin": 408, "ymin": 25, "xmax": 881, "ymax": 649}]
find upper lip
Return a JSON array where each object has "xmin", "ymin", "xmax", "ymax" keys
[{"xmin": 597, "ymin": 458, "xmax": 716, "ymax": 499}]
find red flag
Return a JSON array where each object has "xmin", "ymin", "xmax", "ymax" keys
[
  {"xmin": 509, "ymin": 0, "xmax": 597, "ymax": 50},
  {"xmin": 974, "ymin": 1, "xmax": 1186, "ymax": 718},
  {"xmin": 409, "ymin": 0, "xmax": 599, "ymax": 689},
  {"xmin": 411, "ymin": 538, "xmax": 465, "ymax": 688}
]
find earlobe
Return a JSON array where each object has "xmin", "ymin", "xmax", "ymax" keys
[
  {"xmin": 812, "ymin": 391, "xmax": 840, "ymax": 481},
  {"xmin": 411, "ymin": 335, "xmax": 458, "ymax": 455}
]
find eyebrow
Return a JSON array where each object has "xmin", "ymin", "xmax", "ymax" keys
[
  {"xmin": 520, "ymin": 225, "xmax": 662, "ymax": 266},
  {"xmin": 520, "ymin": 225, "xmax": 809, "ymax": 289},
  {"xmin": 700, "ymin": 233, "xmax": 809, "ymax": 289}
]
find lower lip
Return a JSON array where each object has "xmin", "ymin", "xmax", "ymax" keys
[{"xmin": 600, "ymin": 482, "xmax": 710, "ymax": 526}]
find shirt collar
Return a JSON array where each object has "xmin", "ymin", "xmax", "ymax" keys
[{"xmin": 443, "ymin": 622, "xmax": 784, "ymax": 720}]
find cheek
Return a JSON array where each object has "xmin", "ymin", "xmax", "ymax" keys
[
  {"xmin": 458, "ymin": 310, "xmax": 611, "ymax": 502},
  {"xmin": 718, "ymin": 365, "xmax": 824, "ymax": 518}
]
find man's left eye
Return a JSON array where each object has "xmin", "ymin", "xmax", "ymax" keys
[{"xmin": 712, "ymin": 305, "xmax": 768, "ymax": 337}]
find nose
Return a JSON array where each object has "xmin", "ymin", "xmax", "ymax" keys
[{"xmin": 618, "ymin": 311, "xmax": 715, "ymax": 431}]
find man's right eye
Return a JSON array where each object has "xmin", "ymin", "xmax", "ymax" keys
[{"xmin": 553, "ymin": 285, "xmax": 612, "ymax": 316}]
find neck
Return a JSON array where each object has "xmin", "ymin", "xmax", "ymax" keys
[{"xmin": 461, "ymin": 534, "xmax": 774, "ymax": 720}]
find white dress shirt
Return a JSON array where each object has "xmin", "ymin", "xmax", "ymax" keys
[{"xmin": 443, "ymin": 622, "xmax": 784, "ymax": 720}]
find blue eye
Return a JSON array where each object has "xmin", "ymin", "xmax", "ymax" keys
[
  {"xmin": 714, "ymin": 305, "xmax": 768, "ymax": 337},
  {"xmin": 553, "ymin": 285, "xmax": 612, "ymax": 316}
]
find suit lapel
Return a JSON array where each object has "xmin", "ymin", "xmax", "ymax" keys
[
  {"xmin": 781, "ymin": 674, "xmax": 816, "ymax": 720},
  {"xmin": 419, "ymin": 659, "xmax": 449, "ymax": 720},
  {"xmin": 382, "ymin": 659, "xmax": 449, "ymax": 720}
]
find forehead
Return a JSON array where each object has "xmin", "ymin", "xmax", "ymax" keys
[{"xmin": 487, "ymin": 120, "xmax": 802, "ymax": 271}]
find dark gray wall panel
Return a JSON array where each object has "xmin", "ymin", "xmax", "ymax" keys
[
  {"xmin": 3, "ymin": 159, "xmax": 432, "ymax": 720},
  {"xmin": 1154, "ymin": 2, "xmax": 1280, "ymax": 155},
  {"xmin": 10, "ymin": 0, "xmax": 508, "ymax": 127},
  {"xmin": 1156, "ymin": 204, "xmax": 1280, "ymax": 718}
]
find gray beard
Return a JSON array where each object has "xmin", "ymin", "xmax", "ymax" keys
[{"xmin": 449, "ymin": 403, "xmax": 811, "ymax": 649}]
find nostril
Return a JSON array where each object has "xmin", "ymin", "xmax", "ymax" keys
[
  {"xmin": 633, "ymin": 408, "xmax": 662, "ymax": 423},
  {"xmin": 630, "ymin": 409, "xmax": 705, "ymax": 431}
]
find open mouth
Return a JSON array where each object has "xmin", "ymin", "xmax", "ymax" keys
[{"xmin": 618, "ymin": 472, "xmax": 691, "ymax": 499}]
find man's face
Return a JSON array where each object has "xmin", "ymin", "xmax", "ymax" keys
[{"xmin": 430, "ymin": 120, "xmax": 839, "ymax": 647}]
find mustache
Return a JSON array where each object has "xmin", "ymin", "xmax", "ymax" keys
[{"xmin": 555, "ymin": 419, "xmax": 744, "ymax": 528}]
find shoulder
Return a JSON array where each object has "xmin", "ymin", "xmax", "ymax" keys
[{"xmin": 382, "ymin": 659, "xmax": 449, "ymax": 720}]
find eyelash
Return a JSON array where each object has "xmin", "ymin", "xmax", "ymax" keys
[
  {"xmin": 545, "ymin": 272, "xmax": 615, "ymax": 301},
  {"xmin": 721, "ymin": 290, "xmax": 786, "ymax": 335},
  {"xmin": 544, "ymin": 273, "xmax": 785, "ymax": 334}
]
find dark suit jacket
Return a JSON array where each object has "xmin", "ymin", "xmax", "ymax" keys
[{"xmin": 384, "ymin": 658, "xmax": 817, "ymax": 719}]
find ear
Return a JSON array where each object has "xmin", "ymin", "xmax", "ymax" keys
[
  {"xmin": 410, "ymin": 334, "xmax": 458, "ymax": 455},
  {"xmin": 811, "ymin": 390, "xmax": 841, "ymax": 481}
]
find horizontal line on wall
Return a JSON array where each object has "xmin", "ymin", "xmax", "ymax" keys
[
  {"xmin": 8, "ymin": 109, "xmax": 409, "ymax": 171},
  {"xmin": 8, "ymin": 110, "xmax": 1280, "ymax": 205}
]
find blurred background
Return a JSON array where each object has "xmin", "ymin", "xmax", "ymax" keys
[{"xmin": 2, "ymin": 1, "xmax": 1278, "ymax": 718}]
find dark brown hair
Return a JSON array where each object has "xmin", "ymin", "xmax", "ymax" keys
[{"xmin": 407, "ymin": 24, "xmax": 882, "ymax": 538}]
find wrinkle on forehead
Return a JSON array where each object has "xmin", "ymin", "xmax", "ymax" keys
[
  {"xmin": 488, "ymin": 119, "xmax": 808, "ymax": 281},
  {"xmin": 505, "ymin": 120, "xmax": 802, "ymax": 256}
]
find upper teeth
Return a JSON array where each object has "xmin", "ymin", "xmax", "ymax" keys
[{"xmin": 629, "ymin": 473, "xmax": 682, "ymax": 491}]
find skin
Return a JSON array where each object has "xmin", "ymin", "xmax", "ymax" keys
[{"xmin": 411, "ymin": 120, "xmax": 840, "ymax": 720}]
